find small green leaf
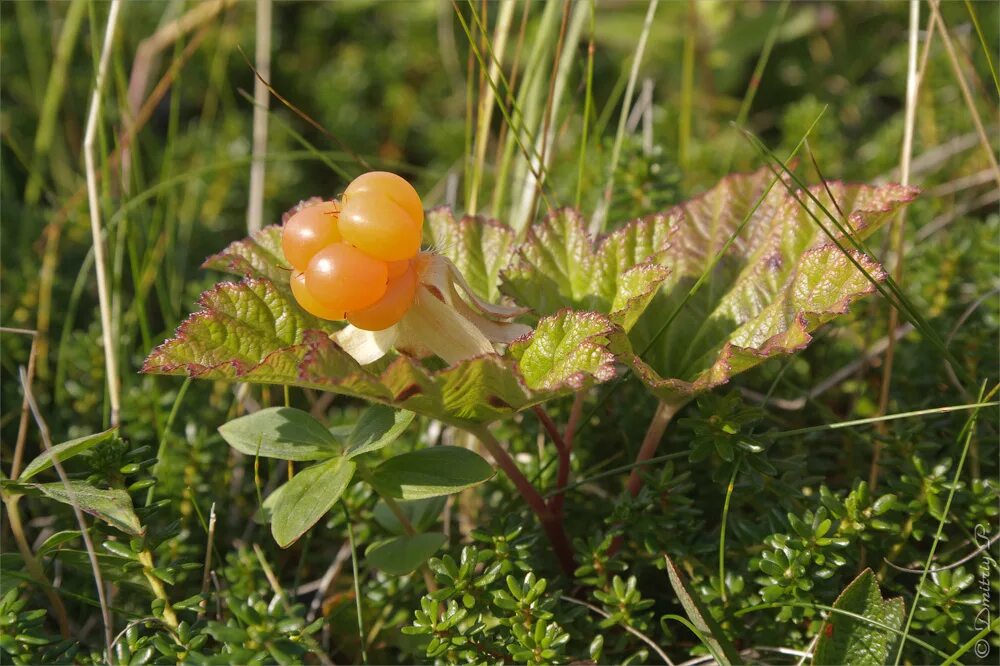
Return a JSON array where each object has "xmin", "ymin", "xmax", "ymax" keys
[
  {"xmin": 219, "ymin": 407, "xmax": 341, "ymax": 461},
  {"xmin": 18, "ymin": 429, "xmax": 116, "ymax": 481},
  {"xmin": 813, "ymin": 568, "xmax": 905, "ymax": 666},
  {"xmin": 27, "ymin": 481, "xmax": 143, "ymax": 536},
  {"xmin": 35, "ymin": 530, "xmax": 81, "ymax": 556},
  {"xmin": 366, "ymin": 532, "xmax": 447, "ymax": 575},
  {"xmin": 664, "ymin": 554, "xmax": 743, "ymax": 665},
  {"xmin": 270, "ymin": 456, "xmax": 356, "ymax": 547},
  {"xmin": 346, "ymin": 405, "xmax": 415, "ymax": 458},
  {"xmin": 371, "ymin": 446, "xmax": 495, "ymax": 500},
  {"xmin": 373, "ymin": 497, "xmax": 446, "ymax": 535}
]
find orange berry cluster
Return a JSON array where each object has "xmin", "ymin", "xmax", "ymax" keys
[{"xmin": 282, "ymin": 172, "xmax": 424, "ymax": 331}]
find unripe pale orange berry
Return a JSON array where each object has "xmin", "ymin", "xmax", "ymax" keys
[
  {"xmin": 339, "ymin": 190, "xmax": 422, "ymax": 262},
  {"xmin": 346, "ymin": 265, "xmax": 418, "ymax": 331},
  {"xmin": 305, "ymin": 243, "xmax": 388, "ymax": 312},
  {"xmin": 344, "ymin": 171, "xmax": 424, "ymax": 227},
  {"xmin": 281, "ymin": 200, "xmax": 341, "ymax": 271},
  {"xmin": 290, "ymin": 271, "xmax": 346, "ymax": 321}
]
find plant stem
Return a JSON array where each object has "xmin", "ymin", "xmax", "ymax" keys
[
  {"xmin": 342, "ymin": 503, "xmax": 369, "ymax": 665},
  {"xmin": 718, "ymin": 459, "xmax": 741, "ymax": 604},
  {"xmin": 472, "ymin": 427, "xmax": 575, "ymax": 576},
  {"xmin": 138, "ymin": 549, "xmax": 179, "ymax": 629},
  {"xmin": 357, "ymin": 465, "xmax": 439, "ymax": 594},
  {"xmin": 627, "ymin": 399, "xmax": 685, "ymax": 497},
  {"xmin": 2, "ymin": 495, "xmax": 72, "ymax": 636},
  {"xmin": 533, "ymin": 406, "xmax": 570, "ymax": 517}
]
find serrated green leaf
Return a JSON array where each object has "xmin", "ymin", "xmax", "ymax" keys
[
  {"xmin": 664, "ymin": 554, "xmax": 743, "ymax": 666},
  {"xmin": 366, "ymin": 532, "xmax": 447, "ymax": 575},
  {"xmin": 18, "ymin": 428, "xmax": 116, "ymax": 481},
  {"xmin": 373, "ymin": 497, "xmax": 446, "ymax": 535},
  {"xmin": 506, "ymin": 310, "xmax": 620, "ymax": 390},
  {"xmin": 346, "ymin": 405, "xmax": 415, "ymax": 458},
  {"xmin": 371, "ymin": 446, "xmax": 494, "ymax": 500},
  {"xmin": 203, "ymin": 224, "xmax": 290, "ymax": 285},
  {"xmin": 144, "ymin": 282, "xmax": 622, "ymax": 426},
  {"xmin": 219, "ymin": 407, "xmax": 341, "ymax": 461},
  {"xmin": 425, "ymin": 208, "xmax": 516, "ymax": 301},
  {"xmin": 622, "ymin": 169, "xmax": 918, "ymax": 403},
  {"xmin": 813, "ymin": 568, "xmax": 905, "ymax": 666},
  {"xmin": 501, "ymin": 208, "xmax": 671, "ymax": 331},
  {"xmin": 26, "ymin": 481, "xmax": 143, "ymax": 536},
  {"xmin": 271, "ymin": 456, "xmax": 355, "ymax": 547}
]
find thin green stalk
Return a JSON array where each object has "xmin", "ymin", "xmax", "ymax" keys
[
  {"xmin": 940, "ymin": 619, "xmax": 1000, "ymax": 666},
  {"xmin": 24, "ymin": 0, "xmax": 87, "ymax": 205},
  {"xmin": 590, "ymin": 0, "xmax": 660, "ymax": 234},
  {"xmin": 735, "ymin": 603, "xmax": 951, "ymax": 662},
  {"xmin": 767, "ymin": 400, "xmax": 997, "ymax": 440},
  {"xmin": 573, "ymin": 0, "xmax": 596, "ymax": 210},
  {"xmin": 1, "ymin": 496, "xmax": 72, "ymax": 636},
  {"xmin": 717, "ymin": 460, "xmax": 740, "ymax": 604},
  {"xmin": 721, "ymin": 0, "xmax": 789, "ymax": 173},
  {"xmin": 455, "ymin": 0, "xmax": 554, "ymax": 219},
  {"xmin": 468, "ymin": 0, "xmax": 515, "ymax": 215},
  {"xmin": 146, "ymin": 378, "xmax": 191, "ymax": 506},
  {"xmin": 893, "ymin": 382, "xmax": 991, "ymax": 665},
  {"xmin": 677, "ymin": 0, "xmax": 696, "ymax": 171},
  {"xmin": 740, "ymin": 128, "xmax": 976, "ymax": 388},
  {"xmin": 342, "ymin": 502, "xmax": 368, "ymax": 665},
  {"xmin": 488, "ymin": 0, "xmax": 561, "ymax": 219},
  {"xmin": 963, "ymin": 0, "xmax": 1000, "ymax": 96}
]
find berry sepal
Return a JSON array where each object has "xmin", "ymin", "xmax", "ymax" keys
[{"xmin": 335, "ymin": 253, "xmax": 530, "ymax": 365}]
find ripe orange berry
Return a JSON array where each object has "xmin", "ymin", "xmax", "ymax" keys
[
  {"xmin": 344, "ymin": 171, "xmax": 424, "ymax": 227},
  {"xmin": 339, "ymin": 190, "xmax": 422, "ymax": 262},
  {"xmin": 282, "ymin": 201, "xmax": 342, "ymax": 271},
  {"xmin": 347, "ymin": 265, "xmax": 418, "ymax": 331},
  {"xmin": 386, "ymin": 258, "xmax": 411, "ymax": 279},
  {"xmin": 290, "ymin": 271, "xmax": 346, "ymax": 321},
  {"xmin": 305, "ymin": 243, "xmax": 388, "ymax": 312}
]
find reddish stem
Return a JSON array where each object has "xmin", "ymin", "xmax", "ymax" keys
[
  {"xmin": 626, "ymin": 400, "xmax": 684, "ymax": 497},
  {"xmin": 474, "ymin": 427, "xmax": 576, "ymax": 576},
  {"xmin": 533, "ymin": 406, "xmax": 571, "ymax": 517},
  {"xmin": 611, "ymin": 399, "xmax": 686, "ymax": 557}
]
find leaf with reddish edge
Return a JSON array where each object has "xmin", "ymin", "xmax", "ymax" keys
[
  {"xmin": 424, "ymin": 207, "xmax": 517, "ymax": 301},
  {"xmin": 143, "ymin": 279, "xmax": 624, "ymax": 427},
  {"xmin": 621, "ymin": 168, "xmax": 919, "ymax": 403},
  {"xmin": 500, "ymin": 207, "xmax": 672, "ymax": 331}
]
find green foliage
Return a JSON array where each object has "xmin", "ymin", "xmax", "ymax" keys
[
  {"xmin": 3, "ymin": 1, "xmax": 998, "ymax": 665},
  {"xmin": 813, "ymin": 569, "xmax": 905, "ymax": 666}
]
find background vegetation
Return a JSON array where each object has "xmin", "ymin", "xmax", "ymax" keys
[{"xmin": 1, "ymin": 0, "xmax": 997, "ymax": 663}]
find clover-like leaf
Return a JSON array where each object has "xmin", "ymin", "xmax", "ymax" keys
[
  {"xmin": 620, "ymin": 168, "xmax": 918, "ymax": 404},
  {"xmin": 143, "ymin": 280, "xmax": 623, "ymax": 427},
  {"xmin": 813, "ymin": 568, "xmax": 904, "ymax": 666},
  {"xmin": 425, "ymin": 208, "xmax": 516, "ymax": 301},
  {"xmin": 501, "ymin": 208, "xmax": 671, "ymax": 331}
]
